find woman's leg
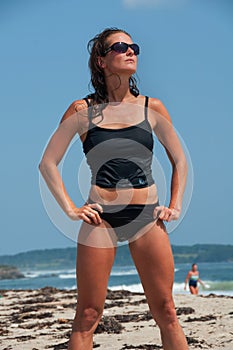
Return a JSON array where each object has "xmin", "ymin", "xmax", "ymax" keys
[
  {"xmin": 189, "ymin": 285, "xmax": 198, "ymax": 295},
  {"xmin": 68, "ymin": 223, "xmax": 116, "ymax": 350},
  {"xmin": 129, "ymin": 219, "xmax": 188, "ymax": 350}
]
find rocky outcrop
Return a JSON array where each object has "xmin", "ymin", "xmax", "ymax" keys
[{"xmin": 0, "ymin": 265, "xmax": 24, "ymax": 279}]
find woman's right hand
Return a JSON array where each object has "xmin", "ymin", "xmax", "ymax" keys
[
  {"xmin": 153, "ymin": 205, "xmax": 181, "ymax": 222},
  {"xmin": 67, "ymin": 203, "xmax": 103, "ymax": 225}
]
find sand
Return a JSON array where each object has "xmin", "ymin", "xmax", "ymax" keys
[{"xmin": 0, "ymin": 287, "xmax": 232, "ymax": 350}]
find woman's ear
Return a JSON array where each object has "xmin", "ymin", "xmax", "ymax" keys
[{"xmin": 97, "ymin": 56, "xmax": 106, "ymax": 69}]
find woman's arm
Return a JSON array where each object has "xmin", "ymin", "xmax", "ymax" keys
[
  {"xmin": 184, "ymin": 271, "xmax": 191, "ymax": 290},
  {"xmin": 151, "ymin": 98, "xmax": 188, "ymax": 221},
  {"xmin": 198, "ymin": 277, "xmax": 205, "ymax": 287},
  {"xmin": 39, "ymin": 101, "xmax": 102, "ymax": 224}
]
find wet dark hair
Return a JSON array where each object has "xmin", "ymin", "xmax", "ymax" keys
[{"xmin": 86, "ymin": 27, "xmax": 139, "ymax": 105}]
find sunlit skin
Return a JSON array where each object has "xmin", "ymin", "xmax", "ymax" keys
[
  {"xmin": 184, "ymin": 264, "xmax": 205, "ymax": 295},
  {"xmin": 98, "ymin": 33, "xmax": 138, "ymax": 84},
  {"xmin": 39, "ymin": 30, "xmax": 188, "ymax": 350},
  {"xmin": 61, "ymin": 33, "xmax": 186, "ymax": 223}
]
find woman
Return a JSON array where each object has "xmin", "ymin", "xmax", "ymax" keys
[
  {"xmin": 185, "ymin": 263, "xmax": 205, "ymax": 295},
  {"xmin": 39, "ymin": 28, "xmax": 188, "ymax": 350}
]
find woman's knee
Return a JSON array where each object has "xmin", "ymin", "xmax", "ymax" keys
[
  {"xmin": 151, "ymin": 298, "xmax": 178, "ymax": 328},
  {"xmin": 72, "ymin": 306, "xmax": 103, "ymax": 333}
]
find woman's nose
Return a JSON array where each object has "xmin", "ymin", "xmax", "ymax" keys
[{"xmin": 126, "ymin": 47, "xmax": 134, "ymax": 56}]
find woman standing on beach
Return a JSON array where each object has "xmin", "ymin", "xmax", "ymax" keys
[
  {"xmin": 185, "ymin": 263, "xmax": 205, "ymax": 295},
  {"xmin": 39, "ymin": 28, "xmax": 188, "ymax": 350}
]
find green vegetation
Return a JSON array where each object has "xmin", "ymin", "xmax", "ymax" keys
[
  {"xmin": 0, "ymin": 244, "xmax": 232, "ymax": 270},
  {"xmin": 172, "ymin": 244, "xmax": 233, "ymax": 263},
  {"xmin": 0, "ymin": 248, "xmax": 76, "ymax": 269}
]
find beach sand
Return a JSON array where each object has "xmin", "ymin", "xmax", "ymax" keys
[{"xmin": 0, "ymin": 287, "xmax": 232, "ymax": 350}]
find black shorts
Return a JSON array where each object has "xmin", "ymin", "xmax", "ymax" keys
[{"xmin": 88, "ymin": 201, "xmax": 159, "ymax": 242}]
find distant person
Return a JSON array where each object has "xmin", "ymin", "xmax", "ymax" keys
[
  {"xmin": 39, "ymin": 28, "xmax": 188, "ymax": 350},
  {"xmin": 184, "ymin": 263, "xmax": 205, "ymax": 295}
]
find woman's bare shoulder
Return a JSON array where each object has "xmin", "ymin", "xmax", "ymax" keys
[
  {"xmin": 148, "ymin": 97, "xmax": 172, "ymax": 123},
  {"xmin": 60, "ymin": 99, "xmax": 88, "ymax": 124}
]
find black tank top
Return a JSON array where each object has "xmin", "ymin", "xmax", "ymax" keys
[{"xmin": 82, "ymin": 96, "xmax": 154, "ymax": 189}]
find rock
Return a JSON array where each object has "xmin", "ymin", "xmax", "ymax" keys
[
  {"xmin": 0, "ymin": 265, "xmax": 24, "ymax": 280},
  {"xmin": 45, "ymin": 341, "xmax": 69, "ymax": 349},
  {"xmin": 186, "ymin": 336, "xmax": 207, "ymax": 346},
  {"xmin": 185, "ymin": 314, "xmax": 217, "ymax": 322},
  {"xmin": 95, "ymin": 316, "xmax": 124, "ymax": 334},
  {"xmin": 176, "ymin": 307, "xmax": 195, "ymax": 315},
  {"xmin": 122, "ymin": 344, "xmax": 162, "ymax": 349},
  {"xmin": 106, "ymin": 289, "xmax": 143, "ymax": 300},
  {"xmin": 114, "ymin": 311, "xmax": 153, "ymax": 323}
]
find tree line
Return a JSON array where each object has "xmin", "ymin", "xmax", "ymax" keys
[{"xmin": 0, "ymin": 244, "xmax": 232, "ymax": 269}]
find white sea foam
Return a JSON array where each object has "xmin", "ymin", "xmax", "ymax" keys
[
  {"xmin": 109, "ymin": 281, "xmax": 233, "ymax": 296},
  {"xmin": 111, "ymin": 267, "xmax": 178, "ymax": 277},
  {"xmin": 23, "ymin": 269, "xmax": 76, "ymax": 279},
  {"xmin": 109, "ymin": 283, "xmax": 144, "ymax": 293},
  {"xmin": 65, "ymin": 285, "xmax": 77, "ymax": 290},
  {"xmin": 59, "ymin": 273, "xmax": 76, "ymax": 279},
  {"xmin": 110, "ymin": 269, "xmax": 138, "ymax": 276},
  {"xmin": 23, "ymin": 271, "xmax": 41, "ymax": 278},
  {"xmin": 172, "ymin": 280, "xmax": 233, "ymax": 296},
  {"xmin": 23, "ymin": 266, "xmax": 177, "ymax": 279},
  {"xmin": 18, "ymin": 264, "xmax": 233, "ymax": 297}
]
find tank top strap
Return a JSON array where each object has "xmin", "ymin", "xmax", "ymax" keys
[
  {"xmin": 83, "ymin": 97, "xmax": 90, "ymax": 107},
  {"xmin": 144, "ymin": 96, "xmax": 149, "ymax": 120},
  {"xmin": 83, "ymin": 97, "xmax": 93, "ymax": 125}
]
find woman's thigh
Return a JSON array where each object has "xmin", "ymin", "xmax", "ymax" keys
[
  {"xmin": 129, "ymin": 219, "xmax": 175, "ymax": 312},
  {"xmin": 76, "ymin": 223, "xmax": 117, "ymax": 310},
  {"xmin": 189, "ymin": 286, "xmax": 198, "ymax": 295},
  {"xmin": 78, "ymin": 220, "xmax": 118, "ymax": 248}
]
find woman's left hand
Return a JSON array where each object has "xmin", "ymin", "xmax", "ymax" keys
[{"xmin": 153, "ymin": 206, "xmax": 181, "ymax": 222}]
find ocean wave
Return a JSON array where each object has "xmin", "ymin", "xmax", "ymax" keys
[
  {"xmin": 111, "ymin": 267, "xmax": 178, "ymax": 277},
  {"xmin": 109, "ymin": 281, "xmax": 233, "ymax": 296},
  {"xmin": 61, "ymin": 269, "xmax": 141, "ymax": 279},
  {"xmin": 201, "ymin": 280, "xmax": 233, "ymax": 292},
  {"xmin": 64, "ymin": 285, "xmax": 77, "ymax": 290},
  {"xmin": 110, "ymin": 269, "xmax": 138, "ymax": 276},
  {"xmin": 23, "ymin": 266, "xmax": 178, "ymax": 279},
  {"xmin": 173, "ymin": 281, "xmax": 233, "ymax": 295},
  {"xmin": 24, "ymin": 271, "xmax": 59, "ymax": 279},
  {"xmin": 23, "ymin": 269, "xmax": 76, "ymax": 279},
  {"xmin": 109, "ymin": 283, "xmax": 144, "ymax": 293},
  {"xmin": 59, "ymin": 273, "xmax": 76, "ymax": 279}
]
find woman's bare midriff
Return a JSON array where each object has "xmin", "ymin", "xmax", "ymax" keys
[{"xmin": 88, "ymin": 184, "xmax": 159, "ymax": 205}]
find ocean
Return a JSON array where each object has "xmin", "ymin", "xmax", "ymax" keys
[{"xmin": 1, "ymin": 258, "xmax": 233, "ymax": 296}]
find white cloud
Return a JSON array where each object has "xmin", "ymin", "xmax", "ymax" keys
[{"xmin": 123, "ymin": 0, "xmax": 187, "ymax": 9}]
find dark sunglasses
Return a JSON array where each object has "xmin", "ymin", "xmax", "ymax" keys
[{"xmin": 104, "ymin": 42, "xmax": 140, "ymax": 56}]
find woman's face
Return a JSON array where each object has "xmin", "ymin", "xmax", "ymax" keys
[
  {"xmin": 101, "ymin": 32, "xmax": 138, "ymax": 75},
  {"xmin": 192, "ymin": 264, "xmax": 197, "ymax": 272}
]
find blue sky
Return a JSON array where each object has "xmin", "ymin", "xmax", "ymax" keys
[{"xmin": 1, "ymin": 0, "xmax": 233, "ymax": 255}]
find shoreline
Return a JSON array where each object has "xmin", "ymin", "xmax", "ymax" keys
[{"xmin": 0, "ymin": 287, "xmax": 233, "ymax": 349}]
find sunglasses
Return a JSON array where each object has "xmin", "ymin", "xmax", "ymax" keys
[{"xmin": 104, "ymin": 42, "xmax": 140, "ymax": 56}]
